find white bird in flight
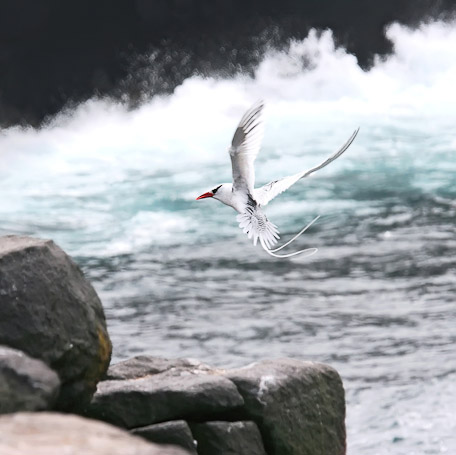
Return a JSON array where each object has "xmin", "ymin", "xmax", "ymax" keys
[{"xmin": 196, "ymin": 101, "xmax": 359, "ymax": 258}]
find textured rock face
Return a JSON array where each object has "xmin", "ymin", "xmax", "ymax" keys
[
  {"xmin": 0, "ymin": 346, "xmax": 60, "ymax": 414},
  {"xmin": 225, "ymin": 358, "xmax": 346, "ymax": 455},
  {"xmin": 132, "ymin": 420, "xmax": 197, "ymax": 454},
  {"xmin": 0, "ymin": 236, "xmax": 112, "ymax": 411},
  {"xmin": 90, "ymin": 358, "xmax": 244, "ymax": 428},
  {"xmin": 0, "ymin": 412, "xmax": 191, "ymax": 455},
  {"xmin": 190, "ymin": 421, "xmax": 267, "ymax": 455},
  {"xmin": 91, "ymin": 356, "xmax": 346, "ymax": 455}
]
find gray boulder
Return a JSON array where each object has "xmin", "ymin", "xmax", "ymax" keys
[
  {"xmin": 0, "ymin": 345, "xmax": 60, "ymax": 414},
  {"xmin": 0, "ymin": 236, "xmax": 112, "ymax": 411},
  {"xmin": 0, "ymin": 412, "xmax": 191, "ymax": 455},
  {"xmin": 190, "ymin": 421, "xmax": 267, "ymax": 455},
  {"xmin": 89, "ymin": 357, "xmax": 244, "ymax": 428},
  {"xmin": 132, "ymin": 420, "xmax": 197, "ymax": 454},
  {"xmin": 92, "ymin": 356, "xmax": 346, "ymax": 455},
  {"xmin": 225, "ymin": 358, "xmax": 346, "ymax": 455}
]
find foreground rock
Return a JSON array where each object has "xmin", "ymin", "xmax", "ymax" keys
[
  {"xmin": 0, "ymin": 346, "xmax": 60, "ymax": 414},
  {"xmin": 132, "ymin": 420, "xmax": 197, "ymax": 454},
  {"xmin": 0, "ymin": 236, "xmax": 112, "ymax": 411},
  {"xmin": 225, "ymin": 359, "xmax": 346, "ymax": 455},
  {"xmin": 89, "ymin": 357, "xmax": 244, "ymax": 428},
  {"xmin": 190, "ymin": 421, "xmax": 267, "ymax": 455},
  {"xmin": 0, "ymin": 412, "xmax": 191, "ymax": 455},
  {"xmin": 90, "ymin": 356, "xmax": 346, "ymax": 455}
]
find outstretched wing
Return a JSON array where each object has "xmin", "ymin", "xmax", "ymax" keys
[
  {"xmin": 229, "ymin": 100, "xmax": 265, "ymax": 194},
  {"xmin": 254, "ymin": 128, "xmax": 359, "ymax": 206},
  {"xmin": 236, "ymin": 196, "xmax": 280, "ymax": 249}
]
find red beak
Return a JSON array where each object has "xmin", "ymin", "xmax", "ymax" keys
[{"xmin": 196, "ymin": 192, "xmax": 213, "ymax": 200}]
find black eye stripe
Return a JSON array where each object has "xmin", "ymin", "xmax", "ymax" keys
[{"xmin": 212, "ymin": 185, "xmax": 222, "ymax": 194}]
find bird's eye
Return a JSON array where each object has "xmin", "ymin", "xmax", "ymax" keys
[{"xmin": 212, "ymin": 185, "xmax": 222, "ymax": 194}]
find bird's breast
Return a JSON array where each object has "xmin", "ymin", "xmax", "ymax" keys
[{"xmin": 231, "ymin": 191, "xmax": 256, "ymax": 213}]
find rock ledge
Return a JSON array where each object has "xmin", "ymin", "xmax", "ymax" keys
[{"xmin": 89, "ymin": 356, "xmax": 346, "ymax": 455}]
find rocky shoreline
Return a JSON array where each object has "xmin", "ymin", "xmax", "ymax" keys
[{"xmin": 0, "ymin": 235, "xmax": 346, "ymax": 455}]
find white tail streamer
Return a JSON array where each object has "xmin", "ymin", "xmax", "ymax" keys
[
  {"xmin": 260, "ymin": 215, "xmax": 320, "ymax": 259},
  {"xmin": 270, "ymin": 215, "xmax": 320, "ymax": 253},
  {"xmin": 261, "ymin": 244, "xmax": 318, "ymax": 259}
]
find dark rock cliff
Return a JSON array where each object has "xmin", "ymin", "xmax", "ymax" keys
[{"xmin": 0, "ymin": 0, "xmax": 454, "ymax": 127}]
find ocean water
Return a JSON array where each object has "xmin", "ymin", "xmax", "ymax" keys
[{"xmin": 1, "ymin": 21, "xmax": 456, "ymax": 455}]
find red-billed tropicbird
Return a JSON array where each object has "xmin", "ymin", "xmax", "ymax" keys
[{"xmin": 196, "ymin": 101, "xmax": 359, "ymax": 258}]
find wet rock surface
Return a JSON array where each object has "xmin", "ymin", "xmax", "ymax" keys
[
  {"xmin": 0, "ymin": 346, "xmax": 60, "ymax": 414},
  {"xmin": 0, "ymin": 412, "xmax": 191, "ymax": 455},
  {"xmin": 0, "ymin": 235, "xmax": 112, "ymax": 411},
  {"xmin": 190, "ymin": 421, "xmax": 267, "ymax": 455},
  {"xmin": 132, "ymin": 420, "xmax": 197, "ymax": 454}
]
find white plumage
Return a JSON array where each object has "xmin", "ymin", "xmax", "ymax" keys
[{"xmin": 196, "ymin": 101, "xmax": 359, "ymax": 258}]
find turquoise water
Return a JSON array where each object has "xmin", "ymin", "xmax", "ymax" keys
[{"xmin": 1, "ymin": 21, "xmax": 455, "ymax": 454}]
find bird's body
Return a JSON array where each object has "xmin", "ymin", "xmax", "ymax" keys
[{"xmin": 197, "ymin": 101, "xmax": 359, "ymax": 258}]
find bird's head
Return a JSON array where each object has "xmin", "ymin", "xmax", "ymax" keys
[{"xmin": 196, "ymin": 184, "xmax": 231, "ymax": 204}]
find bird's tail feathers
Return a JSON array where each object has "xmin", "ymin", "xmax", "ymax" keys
[
  {"xmin": 261, "ymin": 244, "xmax": 318, "ymax": 259},
  {"xmin": 237, "ymin": 206, "xmax": 320, "ymax": 259},
  {"xmin": 269, "ymin": 215, "xmax": 320, "ymax": 253},
  {"xmin": 261, "ymin": 215, "xmax": 320, "ymax": 259}
]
